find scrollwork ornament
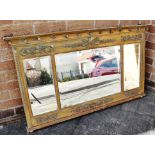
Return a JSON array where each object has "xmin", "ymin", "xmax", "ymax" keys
[
  {"xmin": 121, "ymin": 34, "xmax": 142, "ymax": 42},
  {"xmin": 63, "ymin": 36, "xmax": 115, "ymax": 49},
  {"xmin": 20, "ymin": 45, "xmax": 54, "ymax": 56}
]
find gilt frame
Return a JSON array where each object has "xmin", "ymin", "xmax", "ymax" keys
[{"xmin": 4, "ymin": 25, "xmax": 147, "ymax": 132}]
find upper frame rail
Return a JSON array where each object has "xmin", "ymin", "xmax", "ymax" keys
[{"xmin": 3, "ymin": 25, "xmax": 149, "ymax": 41}]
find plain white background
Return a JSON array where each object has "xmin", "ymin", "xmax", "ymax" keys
[
  {"xmin": 0, "ymin": 0, "xmax": 154, "ymax": 19},
  {"xmin": 0, "ymin": 0, "xmax": 154, "ymax": 155}
]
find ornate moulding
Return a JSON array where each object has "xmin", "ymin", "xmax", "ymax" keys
[{"xmin": 4, "ymin": 25, "xmax": 147, "ymax": 132}]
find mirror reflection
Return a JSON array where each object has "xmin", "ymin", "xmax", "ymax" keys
[
  {"xmin": 124, "ymin": 43, "xmax": 140, "ymax": 90},
  {"xmin": 23, "ymin": 56, "xmax": 57, "ymax": 116},
  {"xmin": 55, "ymin": 46, "xmax": 121, "ymax": 108}
]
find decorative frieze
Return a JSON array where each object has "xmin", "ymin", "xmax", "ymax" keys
[
  {"xmin": 121, "ymin": 34, "xmax": 143, "ymax": 42},
  {"xmin": 20, "ymin": 45, "xmax": 54, "ymax": 56},
  {"xmin": 36, "ymin": 113, "xmax": 58, "ymax": 124},
  {"xmin": 63, "ymin": 36, "xmax": 116, "ymax": 48}
]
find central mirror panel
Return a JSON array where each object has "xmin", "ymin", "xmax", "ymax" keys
[
  {"xmin": 55, "ymin": 46, "xmax": 121, "ymax": 108},
  {"xmin": 23, "ymin": 56, "xmax": 57, "ymax": 116}
]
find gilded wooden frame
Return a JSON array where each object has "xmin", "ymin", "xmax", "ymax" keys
[{"xmin": 4, "ymin": 25, "xmax": 147, "ymax": 132}]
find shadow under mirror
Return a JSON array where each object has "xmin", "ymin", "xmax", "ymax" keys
[
  {"xmin": 124, "ymin": 43, "xmax": 140, "ymax": 91},
  {"xmin": 55, "ymin": 46, "xmax": 121, "ymax": 108},
  {"xmin": 23, "ymin": 56, "xmax": 57, "ymax": 116}
]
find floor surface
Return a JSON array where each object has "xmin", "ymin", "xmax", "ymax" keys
[{"xmin": 0, "ymin": 90, "xmax": 155, "ymax": 135}]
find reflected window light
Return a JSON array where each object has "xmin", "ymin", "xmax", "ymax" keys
[{"xmin": 124, "ymin": 44, "xmax": 140, "ymax": 91}]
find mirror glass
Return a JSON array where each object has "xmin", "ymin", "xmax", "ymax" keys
[
  {"xmin": 55, "ymin": 46, "xmax": 121, "ymax": 108},
  {"xmin": 124, "ymin": 43, "xmax": 140, "ymax": 91},
  {"xmin": 23, "ymin": 56, "xmax": 57, "ymax": 116}
]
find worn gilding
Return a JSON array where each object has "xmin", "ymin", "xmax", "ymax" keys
[{"xmin": 4, "ymin": 26, "xmax": 146, "ymax": 132}]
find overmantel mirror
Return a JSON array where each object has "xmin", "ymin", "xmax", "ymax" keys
[{"xmin": 4, "ymin": 25, "xmax": 146, "ymax": 132}]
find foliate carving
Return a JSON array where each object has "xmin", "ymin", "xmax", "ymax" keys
[
  {"xmin": 121, "ymin": 34, "xmax": 142, "ymax": 42},
  {"xmin": 20, "ymin": 45, "xmax": 54, "ymax": 56},
  {"xmin": 36, "ymin": 113, "xmax": 58, "ymax": 124},
  {"xmin": 124, "ymin": 91, "xmax": 136, "ymax": 97},
  {"xmin": 19, "ymin": 34, "xmax": 143, "ymax": 57},
  {"xmin": 71, "ymin": 98, "xmax": 113, "ymax": 114},
  {"xmin": 63, "ymin": 36, "xmax": 115, "ymax": 48}
]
